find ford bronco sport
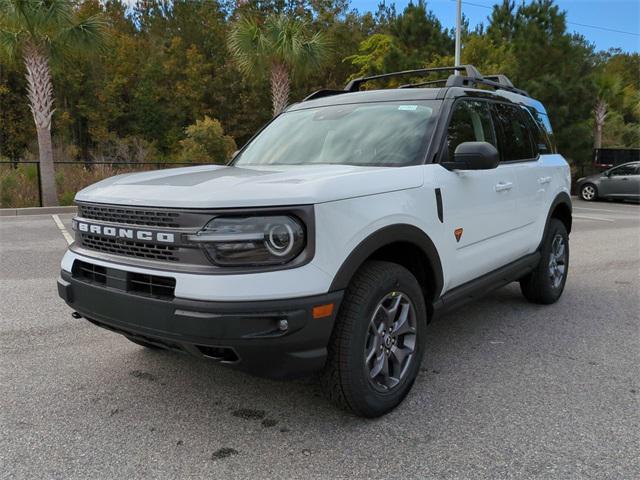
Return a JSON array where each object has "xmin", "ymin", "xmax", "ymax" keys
[{"xmin": 58, "ymin": 65, "xmax": 572, "ymax": 417}]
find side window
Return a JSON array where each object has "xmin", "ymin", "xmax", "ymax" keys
[
  {"xmin": 523, "ymin": 108, "xmax": 551, "ymax": 154},
  {"xmin": 446, "ymin": 100, "xmax": 497, "ymax": 161},
  {"xmin": 609, "ymin": 164, "xmax": 638, "ymax": 176},
  {"xmin": 492, "ymin": 103, "xmax": 535, "ymax": 162},
  {"xmin": 526, "ymin": 107, "xmax": 555, "ymax": 153}
]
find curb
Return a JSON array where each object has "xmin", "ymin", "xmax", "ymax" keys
[{"xmin": 0, "ymin": 206, "xmax": 77, "ymax": 217}]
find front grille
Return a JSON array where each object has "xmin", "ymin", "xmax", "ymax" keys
[
  {"xmin": 79, "ymin": 233, "xmax": 179, "ymax": 262},
  {"xmin": 128, "ymin": 272, "xmax": 176, "ymax": 298},
  {"xmin": 72, "ymin": 260, "xmax": 176, "ymax": 299},
  {"xmin": 78, "ymin": 204, "xmax": 181, "ymax": 228}
]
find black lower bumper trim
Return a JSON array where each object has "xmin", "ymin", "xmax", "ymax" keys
[{"xmin": 59, "ymin": 270, "xmax": 343, "ymax": 378}]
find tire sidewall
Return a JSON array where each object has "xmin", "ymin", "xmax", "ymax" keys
[
  {"xmin": 540, "ymin": 219, "xmax": 570, "ymax": 301},
  {"xmin": 343, "ymin": 265, "xmax": 427, "ymax": 416}
]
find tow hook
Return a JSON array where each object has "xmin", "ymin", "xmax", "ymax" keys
[{"xmin": 71, "ymin": 311, "xmax": 82, "ymax": 319}]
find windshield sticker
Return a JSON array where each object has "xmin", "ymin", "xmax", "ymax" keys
[{"xmin": 398, "ymin": 105, "xmax": 418, "ymax": 111}]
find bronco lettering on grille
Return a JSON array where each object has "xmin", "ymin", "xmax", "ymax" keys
[{"xmin": 72, "ymin": 220, "xmax": 176, "ymax": 244}]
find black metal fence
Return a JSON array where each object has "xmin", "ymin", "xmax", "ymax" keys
[{"xmin": 0, "ymin": 161, "xmax": 211, "ymax": 208}]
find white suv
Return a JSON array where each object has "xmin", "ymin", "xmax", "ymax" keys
[{"xmin": 58, "ymin": 66, "xmax": 572, "ymax": 417}]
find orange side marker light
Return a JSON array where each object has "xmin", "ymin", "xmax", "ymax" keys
[{"xmin": 313, "ymin": 303, "xmax": 334, "ymax": 319}]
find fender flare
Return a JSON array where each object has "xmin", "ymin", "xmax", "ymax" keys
[
  {"xmin": 328, "ymin": 224, "xmax": 444, "ymax": 302},
  {"xmin": 539, "ymin": 192, "xmax": 572, "ymax": 249}
]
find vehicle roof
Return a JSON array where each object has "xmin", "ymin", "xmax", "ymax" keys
[{"xmin": 287, "ymin": 86, "xmax": 548, "ymax": 115}]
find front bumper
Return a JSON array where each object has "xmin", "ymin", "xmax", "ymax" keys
[{"xmin": 58, "ymin": 269, "xmax": 343, "ymax": 379}]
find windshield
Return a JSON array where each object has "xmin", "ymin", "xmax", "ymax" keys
[{"xmin": 234, "ymin": 101, "xmax": 439, "ymax": 167}]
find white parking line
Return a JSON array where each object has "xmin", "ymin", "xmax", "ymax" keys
[
  {"xmin": 574, "ymin": 206, "xmax": 622, "ymax": 213},
  {"xmin": 52, "ymin": 214, "xmax": 73, "ymax": 245},
  {"xmin": 573, "ymin": 214, "xmax": 615, "ymax": 223}
]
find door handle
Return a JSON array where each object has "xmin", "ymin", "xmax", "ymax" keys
[
  {"xmin": 495, "ymin": 181, "xmax": 513, "ymax": 192},
  {"xmin": 538, "ymin": 176, "xmax": 552, "ymax": 185},
  {"xmin": 621, "ymin": 178, "xmax": 629, "ymax": 181}
]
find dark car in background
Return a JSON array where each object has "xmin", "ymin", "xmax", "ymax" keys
[{"xmin": 577, "ymin": 161, "xmax": 640, "ymax": 202}]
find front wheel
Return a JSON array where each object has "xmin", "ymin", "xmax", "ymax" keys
[
  {"xmin": 520, "ymin": 218, "xmax": 569, "ymax": 304},
  {"xmin": 580, "ymin": 183, "xmax": 597, "ymax": 201},
  {"xmin": 322, "ymin": 261, "xmax": 427, "ymax": 417}
]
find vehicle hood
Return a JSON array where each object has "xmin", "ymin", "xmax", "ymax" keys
[{"xmin": 75, "ymin": 164, "xmax": 424, "ymax": 208}]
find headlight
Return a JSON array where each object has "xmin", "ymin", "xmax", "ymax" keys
[{"xmin": 189, "ymin": 215, "xmax": 305, "ymax": 266}]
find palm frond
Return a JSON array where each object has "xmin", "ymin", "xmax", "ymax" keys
[
  {"xmin": 16, "ymin": 0, "xmax": 72, "ymax": 39},
  {"xmin": 227, "ymin": 16, "xmax": 268, "ymax": 77},
  {"xmin": 0, "ymin": 28, "xmax": 20, "ymax": 60},
  {"xmin": 266, "ymin": 15, "xmax": 330, "ymax": 78},
  {"xmin": 228, "ymin": 13, "xmax": 330, "ymax": 81},
  {"xmin": 54, "ymin": 13, "xmax": 109, "ymax": 57}
]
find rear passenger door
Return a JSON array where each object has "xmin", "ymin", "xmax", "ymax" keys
[{"xmin": 491, "ymin": 102, "xmax": 543, "ymax": 255}]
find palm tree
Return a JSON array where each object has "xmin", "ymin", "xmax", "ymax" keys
[
  {"xmin": 0, "ymin": 0, "xmax": 107, "ymax": 206},
  {"xmin": 228, "ymin": 14, "xmax": 329, "ymax": 117},
  {"xmin": 593, "ymin": 73, "xmax": 622, "ymax": 149}
]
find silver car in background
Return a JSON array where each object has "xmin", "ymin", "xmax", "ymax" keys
[{"xmin": 577, "ymin": 161, "xmax": 640, "ymax": 202}]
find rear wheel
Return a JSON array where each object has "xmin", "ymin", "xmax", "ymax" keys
[
  {"xmin": 580, "ymin": 183, "xmax": 597, "ymax": 201},
  {"xmin": 322, "ymin": 261, "xmax": 427, "ymax": 417},
  {"xmin": 520, "ymin": 218, "xmax": 569, "ymax": 304}
]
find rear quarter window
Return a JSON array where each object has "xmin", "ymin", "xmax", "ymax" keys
[{"xmin": 526, "ymin": 107, "xmax": 556, "ymax": 154}]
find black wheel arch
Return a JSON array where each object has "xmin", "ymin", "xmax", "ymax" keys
[
  {"xmin": 539, "ymin": 192, "xmax": 572, "ymax": 250},
  {"xmin": 329, "ymin": 224, "xmax": 444, "ymax": 307}
]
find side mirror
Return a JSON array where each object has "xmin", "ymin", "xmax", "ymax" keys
[{"xmin": 442, "ymin": 141, "xmax": 500, "ymax": 170}]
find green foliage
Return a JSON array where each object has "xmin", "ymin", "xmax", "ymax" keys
[
  {"xmin": 178, "ymin": 116, "xmax": 237, "ymax": 164},
  {"xmin": 346, "ymin": 34, "xmax": 405, "ymax": 78},
  {"xmin": 0, "ymin": 0, "xmax": 637, "ymax": 197},
  {"xmin": 0, "ymin": 68, "xmax": 32, "ymax": 161}
]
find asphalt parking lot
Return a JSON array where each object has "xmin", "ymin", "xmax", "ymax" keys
[{"xmin": 1, "ymin": 199, "xmax": 638, "ymax": 479}]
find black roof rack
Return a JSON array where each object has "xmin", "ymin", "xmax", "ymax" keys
[
  {"xmin": 447, "ymin": 71, "xmax": 530, "ymax": 97},
  {"xmin": 344, "ymin": 65, "xmax": 482, "ymax": 92},
  {"xmin": 300, "ymin": 65, "xmax": 529, "ymax": 102}
]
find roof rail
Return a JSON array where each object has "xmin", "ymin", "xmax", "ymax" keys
[
  {"xmin": 344, "ymin": 65, "xmax": 482, "ymax": 92},
  {"xmin": 445, "ymin": 72, "xmax": 529, "ymax": 97},
  {"xmin": 300, "ymin": 65, "xmax": 529, "ymax": 103},
  {"xmin": 483, "ymin": 74, "xmax": 514, "ymax": 87}
]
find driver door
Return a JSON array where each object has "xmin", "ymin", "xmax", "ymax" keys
[{"xmin": 433, "ymin": 99, "xmax": 521, "ymax": 289}]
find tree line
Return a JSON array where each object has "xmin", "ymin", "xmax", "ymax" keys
[{"xmin": 1, "ymin": 0, "xmax": 638, "ymax": 206}]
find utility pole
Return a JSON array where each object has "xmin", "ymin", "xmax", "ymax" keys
[{"xmin": 455, "ymin": 0, "xmax": 462, "ymax": 68}]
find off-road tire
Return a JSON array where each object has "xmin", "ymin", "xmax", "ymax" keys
[
  {"xmin": 322, "ymin": 261, "xmax": 427, "ymax": 417},
  {"xmin": 520, "ymin": 218, "xmax": 569, "ymax": 304}
]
